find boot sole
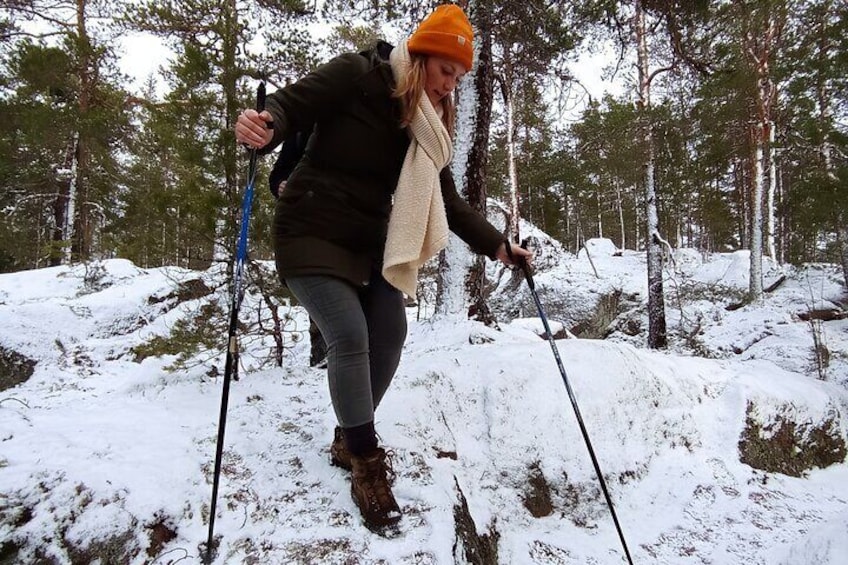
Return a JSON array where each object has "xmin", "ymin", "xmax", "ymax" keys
[
  {"xmin": 356, "ymin": 499, "xmax": 402, "ymax": 535},
  {"xmin": 365, "ymin": 518, "xmax": 403, "ymax": 538}
]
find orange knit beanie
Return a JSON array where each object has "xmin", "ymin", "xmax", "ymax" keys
[{"xmin": 407, "ymin": 4, "xmax": 474, "ymax": 71}]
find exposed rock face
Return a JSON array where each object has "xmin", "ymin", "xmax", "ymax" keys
[
  {"xmin": 739, "ymin": 402, "xmax": 848, "ymax": 477},
  {"xmin": 0, "ymin": 346, "xmax": 36, "ymax": 392},
  {"xmin": 522, "ymin": 462, "xmax": 554, "ymax": 518},
  {"xmin": 453, "ymin": 479, "xmax": 500, "ymax": 564}
]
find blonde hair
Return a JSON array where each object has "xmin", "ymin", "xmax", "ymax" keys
[{"xmin": 393, "ymin": 54, "xmax": 456, "ymax": 138}]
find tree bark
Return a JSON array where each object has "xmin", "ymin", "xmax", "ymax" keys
[
  {"xmin": 69, "ymin": 0, "xmax": 92, "ymax": 262},
  {"xmin": 738, "ymin": 0, "xmax": 783, "ymax": 301},
  {"xmin": 635, "ymin": 0, "xmax": 667, "ymax": 349},
  {"xmin": 463, "ymin": 0, "xmax": 497, "ymax": 326},
  {"xmin": 749, "ymin": 124, "xmax": 765, "ymax": 300},
  {"xmin": 498, "ymin": 52, "xmax": 520, "ymax": 243},
  {"xmin": 437, "ymin": 0, "xmax": 496, "ymax": 324},
  {"xmin": 766, "ymin": 120, "xmax": 777, "ymax": 261},
  {"xmin": 51, "ymin": 134, "xmax": 78, "ymax": 267}
]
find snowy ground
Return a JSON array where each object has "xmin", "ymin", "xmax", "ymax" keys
[{"xmin": 1, "ymin": 243, "xmax": 847, "ymax": 564}]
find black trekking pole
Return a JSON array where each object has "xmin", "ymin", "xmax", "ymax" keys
[
  {"xmin": 505, "ymin": 240, "xmax": 634, "ymax": 565},
  {"xmin": 202, "ymin": 82, "xmax": 266, "ymax": 565}
]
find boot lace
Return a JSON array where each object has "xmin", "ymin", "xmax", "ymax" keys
[{"xmin": 364, "ymin": 449, "xmax": 398, "ymax": 510}]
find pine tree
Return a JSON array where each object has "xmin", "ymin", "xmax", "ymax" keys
[
  {"xmin": 579, "ymin": 0, "xmax": 716, "ymax": 348},
  {"xmin": 780, "ymin": 0, "xmax": 848, "ymax": 288},
  {"xmin": 121, "ymin": 0, "xmax": 317, "ymax": 268},
  {"xmin": 0, "ymin": 42, "xmax": 74, "ymax": 270},
  {"xmin": 490, "ymin": 0, "xmax": 574, "ymax": 243},
  {"xmin": 112, "ymin": 80, "xmax": 219, "ymax": 268},
  {"xmin": 722, "ymin": 0, "xmax": 790, "ymax": 301},
  {"xmin": 568, "ymin": 97, "xmax": 642, "ymax": 251},
  {"xmin": 1, "ymin": 0, "xmax": 131, "ymax": 267},
  {"xmin": 1, "ymin": 0, "xmax": 128, "ymax": 265}
]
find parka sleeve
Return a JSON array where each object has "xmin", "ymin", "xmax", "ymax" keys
[
  {"xmin": 260, "ymin": 53, "xmax": 369, "ymax": 155},
  {"xmin": 440, "ymin": 168, "xmax": 505, "ymax": 259}
]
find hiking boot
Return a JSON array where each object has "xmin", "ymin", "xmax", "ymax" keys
[
  {"xmin": 350, "ymin": 448, "xmax": 401, "ymax": 531},
  {"xmin": 330, "ymin": 426, "xmax": 352, "ymax": 471}
]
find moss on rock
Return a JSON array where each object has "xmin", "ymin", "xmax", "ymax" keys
[{"xmin": 738, "ymin": 401, "xmax": 847, "ymax": 477}]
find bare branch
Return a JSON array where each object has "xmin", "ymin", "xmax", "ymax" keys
[
  {"xmin": 5, "ymin": 5, "xmax": 75, "ymax": 30},
  {"xmin": 647, "ymin": 63, "xmax": 675, "ymax": 86}
]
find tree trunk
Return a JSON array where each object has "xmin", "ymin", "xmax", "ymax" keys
[
  {"xmin": 765, "ymin": 120, "xmax": 777, "ymax": 261},
  {"xmin": 633, "ymin": 188, "xmax": 641, "ymax": 250},
  {"xmin": 51, "ymin": 134, "xmax": 78, "ymax": 267},
  {"xmin": 739, "ymin": 2, "xmax": 782, "ymax": 301},
  {"xmin": 70, "ymin": 0, "xmax": 92, "ymax": 263},
  {"xmin": 687, "ymin": 191, "xmax": 694, "ymax": 248},
  {"xmin": 616, "ymin": 184, "xmax": 626, "ymax": 250},
  {"xmin": 734, "ymin": 157, "xmax": 748, "ymax": 249},
  {"xmin": 595, "ymin": 188, "xmax": 603, "ymax": 238},
  {"xmin": 66, "ymin": 135, "xmax": 81, "ymax": 264},
  {"xmin": 749, "ymin": 124, "xmax": 765, "ymax": 300},
  {"xmin": 563, "ymin": 191, "xmax": 573, "ymax": 252},
  {"xmin": 437, "ymin": 0, "xmax": 496, "ymax": 324},
  {"xmin": 499, "ymin": 55, "xmax": 520, "ymax": 242},
  {"xmin": 635, "ymin": 0, "xmax": 667, "ymax": 349},
  {"xmin": 216, "ymin": 0, "xmax": 240, "ymax": 265}
]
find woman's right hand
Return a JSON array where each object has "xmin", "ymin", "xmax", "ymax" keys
[
  {"xmin": 497, "ymin": 241, "xmax": 533, "ymax": 269},
  {"xmin": 235, "ymin": 109, "xmax": 274, "ymax": 149}
]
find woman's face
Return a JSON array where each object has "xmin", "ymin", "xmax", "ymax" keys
[{"xmin": 424, "ymin": 56, "xmax": 467, "ymax": 107}]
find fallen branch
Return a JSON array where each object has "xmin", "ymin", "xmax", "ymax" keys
[
  {"xmin": 798, "ymin": 309, "xmax": 848, "ymax": 322},
  {"xmin": 726, "ymin": 275, "xmax": 788, "ymax": 310},
  {"xmin": 764, "ymin": 275, "xmax": 786, "ymax": 293}
]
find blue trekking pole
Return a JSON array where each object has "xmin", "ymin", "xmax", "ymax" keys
[
  {"xmin": 202, "ymin": 82, "xmax": 266, "ymax": 564},
  {"xmin": 505, "ymin": 240, "xmax": 634, "ymax": 565}
]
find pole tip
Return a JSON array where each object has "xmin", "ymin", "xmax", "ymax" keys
[{"xmin": 198, "ymin": 536, "xmax": 220, "ymax": 564}]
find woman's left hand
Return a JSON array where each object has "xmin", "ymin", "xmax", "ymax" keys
[{"xmin": 496, "ymin": 241, "xmax": 533, "ymax": 268}]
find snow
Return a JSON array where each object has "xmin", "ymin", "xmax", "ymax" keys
[
  {"xmin": 1, "ymin": 240, "xmax": 847, "ymax": 564},
  {"xmin": 577, "ymin": 238, "xmax": 619, "ymax": 260}
]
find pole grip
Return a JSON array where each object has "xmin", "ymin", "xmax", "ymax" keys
[
  {"xmin": 504, "ymin": 239, "xmax": 534, "ymax": 290},
  {"xmin": 256, "ymin": 81, "xmax": 273, "ymax": 129},
  {"xmin": 256, "ymin": 81, "xmax": 266, "ymax": 112}
]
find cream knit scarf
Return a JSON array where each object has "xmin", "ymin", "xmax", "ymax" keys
[{"xmin": 382, "ymin": 41, "xmax": 453, "ymax": 297}]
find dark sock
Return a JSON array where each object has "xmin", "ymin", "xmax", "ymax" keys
[{"xmin": 343, "ymin": 421, "xmax": 378, "ymax": 457}]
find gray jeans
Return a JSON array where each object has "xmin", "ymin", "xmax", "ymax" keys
[{"xmin": 285, "ymin": 272, "xmax": 407, "ymax": 427}]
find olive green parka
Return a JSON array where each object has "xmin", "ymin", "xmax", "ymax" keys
[{"xmin": 263, "ymin": 41, "xmax": 504, "ymax": 289}]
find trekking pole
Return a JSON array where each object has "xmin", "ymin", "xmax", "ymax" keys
[
  {"xmin": 202, "ymin": 82, "xmax": 266, "ymax": 565},
  {"xmin": 505, "ymin": 240, "xmax": 634, "ymax": 565}
]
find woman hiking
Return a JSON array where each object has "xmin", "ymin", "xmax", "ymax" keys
[{"xmin": 235, "ymin": 3, "xmax": 531, "ymax": 532}]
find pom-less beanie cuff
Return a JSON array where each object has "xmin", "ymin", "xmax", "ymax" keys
[{"xmin": 407, "ymin": 4, "xmax": 474, "ymax": 71}]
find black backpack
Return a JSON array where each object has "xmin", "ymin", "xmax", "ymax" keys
[
  {"xmin": 268, "ymin": 43, "xmax": 395, "ymax": 199},
  {"xmin": 268, "ymin": 130, "xmax": 311, "ymax": 198}
]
